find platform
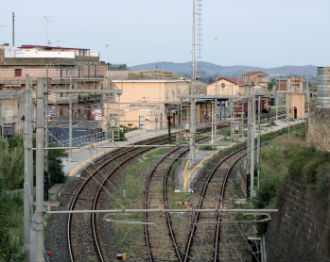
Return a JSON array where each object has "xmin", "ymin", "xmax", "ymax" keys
[
  {"xmin": 174, "ymin": 118, "xmax": 306, "ymax": 192},
  {"xmin": 61, "ymin": 128, "xmax": 181, "ymax": 177}
]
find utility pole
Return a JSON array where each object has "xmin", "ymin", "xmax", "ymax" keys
[
  {"xmin": 306, "ymin": 76, "xmax": 310, "ymax": 144},
  {"xmin": 247, "ymin": 85, "xmax": 256, "ymax": 197},
  {"xmin": 287, "ymin": 84, "xmax": 291, "ymax": 138},
  {"xmin": 190, "ymin": 0, "xmax": 197, "ymax": 164},
  {"xmin": 69, "ymin": 71, "xmax": 73, "ymax": 162},
  {"xmin": 36, "ymin": 78, "xmax": 46, "ymax": 262},
  {"xmin": 0, "ymin": 98, "xmax": 2, "ymax": 138},
  {"xmin": 12, "ymin": 12, "xmax": 15, "ymax": 46},
  {"xmin": 231, "ymin": 99, "xmax": 234, "ymax": 141},
  {"xmin": 241, "ymin": 101, "xmax": 244, "ymax": 139},
  {"xmin": 44, "ymin": 74, "xmax": 49, "ymax": 201},
  {"xmin": 23, "ymin": 75, "xmax": 33, "ymax": 260},
  {"xmin": 257, "ymin": 95, "xmax": 261, "ymax": 190},
  {"xmin": 276, "ymin": 78, "xmax": 279, "ymax": 122},
  {"xmin": 211, "ymin": 101, "xmax": 215, "ymax": 145}
]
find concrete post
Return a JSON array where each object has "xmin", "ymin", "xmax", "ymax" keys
[
  {"xmin": 44, "ymin": 77, "xmax": 49, "ymax": 201},
  {"xmin": 276, "ymin": 78, "xmax": 279, "ymax": 122},
  {"xmin": 251, "ymin": 88, "xmax": 256, "ymax": 197},
  {"xmin": 257, "ymin": 95, "xmax": 261, "ymax": 190},
  {"xmin": 211, "ymin": 101, "xmax": 215, "ymax": 145},
  {"xmin": 189, "ymin": 98, "xmax": 196, "ymax": 164},
  {"xmin": 0, "ymin": 97, "xmax": 2, "ymax": 138},
  {"xmin": 247, "ymin": 86, "xmax": 256, "ymax": 197},
  {"xmin": 23, "ymin": 75, "xmax": 33, "ymax": 260},
  {"xmin": 231, "ymin": 99, "xmax": 234, "ymax": 141},
  {"xmin": 69, "ymin": 73, "xmax": 73, "ymax": 161},
  {"xmin": 241, "ymin": 101, "xmax": 244, "ymax": 139},
  {"xmin": 36, "ymin": 78, "xmax": 46, "ymax": 262}
]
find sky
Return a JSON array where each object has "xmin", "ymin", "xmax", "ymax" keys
[{"xmin": 0, "ymin": 0, "xmax": 329, "ymax": 67}]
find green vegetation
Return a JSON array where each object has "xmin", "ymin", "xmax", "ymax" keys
[
  {"xmin": 267, "ymin": 82, "xmax": 274, "ymax": 91},
  {"xmin": 48, "ymin": 142, "xmax": 67, "ymax": 187},
  {"xmin": 111, "ymin": 147, "xmax": 172, "ymax": 255},
  {"xmin": 248, "ymin": 123, "xmax": 330, "ymax": 234},
  {"xmin": 0, "ymin": 136, "xmax": 67, "ymax": 261},
  {"xmin": 0, "ymin": 136, "xmax": 25, "ymax": 261},
  {"xmin": 0, "ymin": 193, "xmax": 25, "ymax": 261},
  {"xmin": 167, "ymin": 178, "xmax": 191, "ymax": 209},
  {"xmin": 265, "ymin": 120, "xmax": 276, "ymax": 128},
  {"xmin": 118, "ymin": 124, "xmax": 139, "ymax": 141},
  {"xmin": 107, "ymin": 63, "xmax": 127, "ymax": 70},
  {"xmin": 289, "ymin": 146, "xmax": 330, "ymax": 199},
  {"xmin": 199, "ymin": 145, "xmax": 214, "ymax": 151}
]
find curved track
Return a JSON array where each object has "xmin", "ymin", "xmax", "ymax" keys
[
  {"xmin": 67, "ymin": 127, "xmax": 218, "ymax": 262},
  {"xmin": 67, "ymin": 135, "xmax": 172, "ymax": 262}
]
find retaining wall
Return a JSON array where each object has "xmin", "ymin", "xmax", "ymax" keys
[{"xmin": 266, "ymin": 181, "xmax": 330, "ymax": 261}]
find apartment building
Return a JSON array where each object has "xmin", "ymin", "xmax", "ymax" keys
[
  {"xmin": 242, "ymin": 71, "xmax": 269, "ymax": 89},
  {"xmin": 0, "ymin": 44, "xmax": 109, "ymax": 135}
]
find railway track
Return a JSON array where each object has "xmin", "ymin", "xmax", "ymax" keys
[
  {"xmin": 144, "ymin": 133, "xmax": 211, "ymax": 262},
  {"xmin": 66, "ymin": 118, "xmax": 296, "ymax": 262},
  {"xmin": 66, "ymin": 126, "xmax": 222, "ymax": 262},
  {"xmin": 183, "ymin": 146, "xmax": 247, "ymax": 262},
  {"xmin": 67, "ymin": 135, "xmax": 174, "ymax": 262},
  {"xmin": 260, "ymin": 110, "xmax": 286, "ymax": 121}
]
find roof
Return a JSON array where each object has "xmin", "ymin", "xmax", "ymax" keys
[
  {"xmin": 19, "ymin": 45, "xmax": 90, "ymax": 51},
  {"xmin": 243, "ymin": 71, "xmax": 267, "ymax": 76},
  {"xmin": 209, "ymin": 77, "xmax": 245, "ymax": 86},
  {"xmin": 112, "ymin": 79, "xmax": 190, "ymax": 83}
]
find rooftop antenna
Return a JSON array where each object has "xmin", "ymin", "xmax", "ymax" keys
[
  {"xmin": 44, "ymin": 16, "xmax": 52, "ymax": 46},
  {"xmin": 12, "ymin": 12, "xmax": 15, "ymax": 46}
]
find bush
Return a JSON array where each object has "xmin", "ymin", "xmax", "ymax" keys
[
  {"xmin": 289, "ymin": 146, "xmax": 330, "ymax": 187},
  {"xmin": 199, "ymin": 145, "xmax": 214, "ymax": 150},
  {"xmin": 0, "ymin": 193, "xmax": 25, "ymax": 261},
  {"xmin": 48, "ymin": 142, "xmax": 67, "ymax": 187},
  {"xmin": 0, "ymin": 136, "xmax": 24, "ymax": 190}
]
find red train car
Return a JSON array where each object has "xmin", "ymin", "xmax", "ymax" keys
[{"xmin": 234, "ymin": 98, "xmax": 270, "ymax": 115}]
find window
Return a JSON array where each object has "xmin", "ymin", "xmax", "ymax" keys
[{"xmin": 14, "ymin": 69, "xmax": 22, "ymax": 77}]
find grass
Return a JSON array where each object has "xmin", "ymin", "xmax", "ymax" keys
[
  {"xmin": 167, "ymin": 179, "xmax": 191, "ymax": 209},
  {"xmin": 0, "ymin": 193, "xmax": 25, "ymax": 261},
  {"xmin": 199, "ymin": 145, "xmax": 214, "ymax": 151},
  {"xmin": 243, "ymin": 123, "xmax": 330, "ymax": 234},
  {"xmin": 110, "ymin": 146, "xmax": 172, "ymax": 256},
  {"xmin": 265, "ymin": 120, "xmax": 276, "ymax": 128}
]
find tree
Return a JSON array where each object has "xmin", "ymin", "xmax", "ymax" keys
[{"xmin": 268, "ymin": 82, "xmax": 274, "ymax": 91}]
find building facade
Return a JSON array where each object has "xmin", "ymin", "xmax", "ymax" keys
[
  {"xmin": 110, "ymin": 80, "xmax": 190, "ymax": 130},
  {"xmin": 207, "ymin": 78, "xmax": 246, "ymax": 96},
  {"xmin": 0, "ymin": 44, "xmax": 110, "ymax": 135},
  {"xmin": 242, "ymin": 71, "xmax": 269, "ymax": 89}
]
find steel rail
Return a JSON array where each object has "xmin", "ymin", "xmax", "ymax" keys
[
  {"xmin": 67, "ymin": 135, "xmax": 172, "ymax": 262},
  {"xmin": 183, "ymin": 146, "xmax": 247, "ymax": 262}
]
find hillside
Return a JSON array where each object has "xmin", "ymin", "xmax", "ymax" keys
[{"xmin": 129, "ymin": 61, "xmax": 317, "ymax": 80}]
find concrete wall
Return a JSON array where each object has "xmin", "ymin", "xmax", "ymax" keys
[
  {"xmin": 207, "ymin": 79, "xmax": 243, "ymax": 96},
  {"xmin": 0, "ymin": 93, "xmax": 25, "ymax": 135},
  {"xmin": 0, "ymin": 65, "xmax": 107, "ymax": 82},
  {"xmin": 111, "ymin": 80, "xmax": 190, "ymax": 130},
  {"xmin": 266, "ymin": 181, "xmax": 330, "ymax": 261},
  {"xmin": 308, "ymin": 103, "xmax": 330, "ymax": 151},
  {"xmin": 286, "ymin": 93, "xmax": 305, "ymax": 119},
  {"xmin": 106, "ymin": 71, "xmax": 128, "ymax": 80}
]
